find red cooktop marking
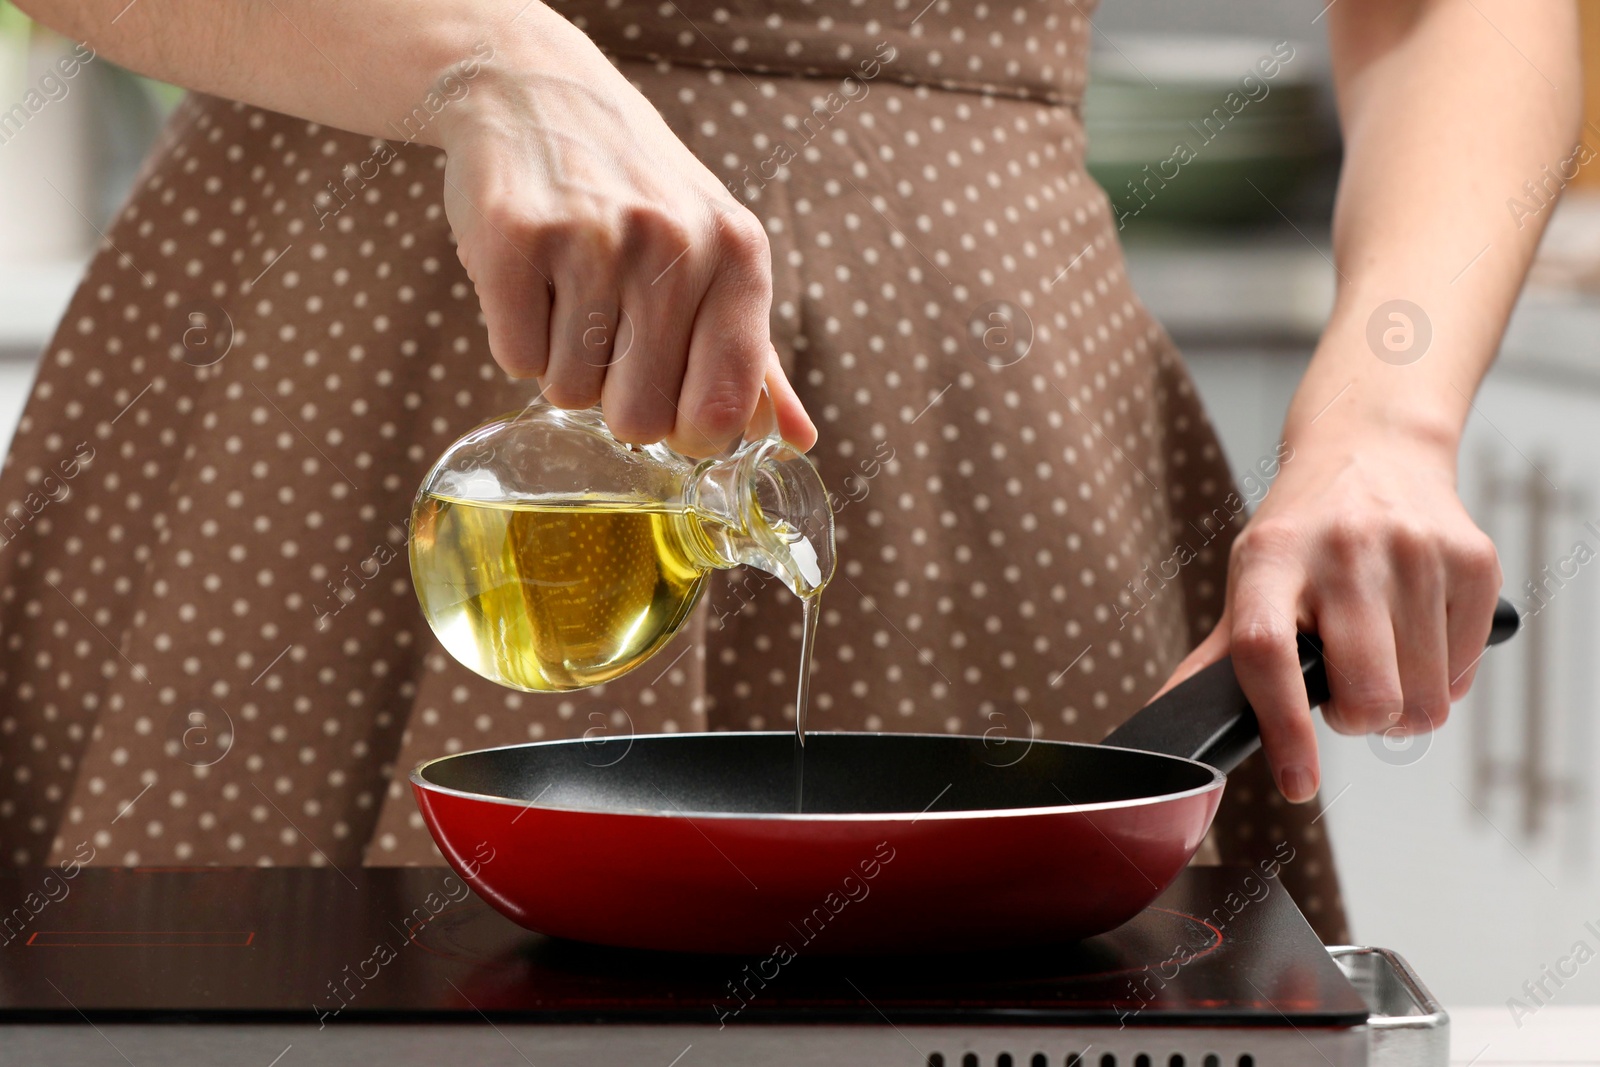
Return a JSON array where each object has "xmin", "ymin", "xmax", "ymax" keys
[
  {"xmin": 1145, "ymin": 906, "xmax": 1226, "ymax": 965},
  {"xmin": 403, "ymin": 903, "xmax": 481, "ymax": 962},
  {"xmin": 26, "ymin": 930, "xmax": 256, "ymax": 947}
]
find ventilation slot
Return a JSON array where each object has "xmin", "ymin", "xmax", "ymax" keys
[{"xmin": 922, "ymin": 1049, "xmax": 1261, "ymax": 1067}]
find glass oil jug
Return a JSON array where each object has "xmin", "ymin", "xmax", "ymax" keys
[{"xmin": 408, "ymin": 403, "xmax": 835, "ymax": 699}]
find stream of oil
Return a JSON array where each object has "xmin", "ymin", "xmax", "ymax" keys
[{"xmin": 793, "ymin": 596, "xmax": 820, "ymax": 813}]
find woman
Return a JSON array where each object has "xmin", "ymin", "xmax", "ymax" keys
[{"xmin": 0, "ymin": 0, "xmax": 1576, "ymax": 945}]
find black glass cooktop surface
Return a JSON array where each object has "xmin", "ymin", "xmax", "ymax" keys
[{"xmin": 0, "ymin": 866, "xmax": 1369, "ymax": 1027}]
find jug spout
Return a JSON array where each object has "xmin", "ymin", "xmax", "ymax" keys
[{"xmin": 685, "ymin": 439, "xmax": 835, "ymax": 598}]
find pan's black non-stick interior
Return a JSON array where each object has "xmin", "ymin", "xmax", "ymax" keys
[{"xmin": 418, "ymin": 732, "xmax": 1220, "ymax": 816}]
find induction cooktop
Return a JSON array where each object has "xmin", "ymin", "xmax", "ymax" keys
[{"xmin": 0, "ymin": 866, "xmax": 1442, "ymax": 1066}]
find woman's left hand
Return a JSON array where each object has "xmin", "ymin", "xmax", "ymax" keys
[
  {"xmin": 1156, "ymin": 419, "xmax": 1503, "ymax": 803},
  {"xmin": 1147, "ymin": 0, "xmax": 1578, "ymax": 806}
]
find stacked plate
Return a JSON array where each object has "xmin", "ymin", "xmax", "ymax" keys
[{"xmin": 1083, "ymin": 36, "xmax": 1335, "ymax": 227}]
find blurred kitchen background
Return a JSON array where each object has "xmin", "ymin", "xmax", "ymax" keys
[{"xmin": 2, "ymin": 0, "xmax": 1600, "ymax": 1010}]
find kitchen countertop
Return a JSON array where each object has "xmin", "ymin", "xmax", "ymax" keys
[{"xmin": 1450, "ymin": 1006, "xmax": 1600, "ymax": 1065}]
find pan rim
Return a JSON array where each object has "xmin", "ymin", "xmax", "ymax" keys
[{"xmin": 408, "ymin": 730, "xmax": 1227, "ymax": 822}]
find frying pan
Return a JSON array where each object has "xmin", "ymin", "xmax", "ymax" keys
[{"xmin": 413, "ymin": 598, "xmax": 1519, "ymax": 954}]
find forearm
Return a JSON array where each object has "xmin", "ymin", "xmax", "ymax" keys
[
  {"xmin": 1286, "ymin": 0, "xmax": 1582, "ymax": 456},
  {"xmin": 11, "ymin": 0, "xmax": 597, "ymax": 148}
]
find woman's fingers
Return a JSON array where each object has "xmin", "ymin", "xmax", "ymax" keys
[
  {"xmin": 496, "ymin": 203, "xmax": 784, "ymax": 454},
  {"xmin": 541, "ymin": 228, "xmax": 622, "ymax": 409},
  {"xmin": 459, "ymin": 222, "xmax": 553, "ymax": 381},
  {"xmin": 599, "ymin": 285, "xmax": 689, "ymax": 445},
  {"xmin": 1390, "ymin": 534, "xmax": 1452, "ymax": 735},
  {"xmin": 600, "ymin": 221, "xmax": 701, "ymax": 444},
  {"xmin": 764, "ymin": 349, "xmax": 818, "ymax": 451},
  {"xmin": 442, "ymin": 81, "xmax": 809, "ymax": 446},
  {"xmin": 1156, "ymin": 509, "xmax": 1504, "ymax": 809},
  {"xmin": 1445, "ymin": 535, "xmax": 1503, "ymax": 700},
  {"xmin": 1198, "ymin": 432, "xmax": 1506, "ymax": 803},
  {"xmin": 434, "ymin": 44, "xmax": 815, "ymax": 449},
  {"xmin": 668, "ymin": 211, "xmax": 774, "ymax": 456},
  {"xmin": 1316, "ymin": 595, "xmax": 1402, "ymax": 737},
  {"xmin": 1226, "ymin": 538, "xmax": 1320, "ymax": 802}
]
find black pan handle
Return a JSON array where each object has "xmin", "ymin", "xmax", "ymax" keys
[{"xmin": 1101, "ymin": 596, "xmax": 1521, "ymax": 772}]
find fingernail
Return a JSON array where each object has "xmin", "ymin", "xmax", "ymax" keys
[{"xmin": 1280, "ymin": 764, "xmax": 1316, "ymax": 802}]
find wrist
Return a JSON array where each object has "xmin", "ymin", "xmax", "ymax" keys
[
  {"xmin": 1282, "ymin": 406, "xmax": 1462, "ymax": 482},
  {"xmin": 428, "ymin": 11, "xmax": 614, "ymax": 152},
  {"xmin": 390, "ymin": 38, "xmax": 502, "ymax": 150},
  {"xmin": 1280, "ymin": 309, "xmax": 1482, "ymax": 465},
  {"xmin": 1281, "ymin": 373, "xmax": 1464, "ymax": 465}
]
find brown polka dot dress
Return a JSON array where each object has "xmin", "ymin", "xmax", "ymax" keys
[{"xmin": 0, "ymin": 0, "xmax": 1349, "ymax": 942}]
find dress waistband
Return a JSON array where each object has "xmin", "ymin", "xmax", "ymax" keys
[{"xmin": 550, "ymin": 0, "xmax": 1094, "ymax": 105}]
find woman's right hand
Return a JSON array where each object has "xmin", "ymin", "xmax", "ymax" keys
[{"xmin": 435, "ymin": 20, "xmax": 815, "ymax": 456}]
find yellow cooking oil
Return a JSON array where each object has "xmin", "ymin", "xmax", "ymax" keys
[{"xmin": 408, "ymin": 494, "xmax": 713, "ymax": 692}]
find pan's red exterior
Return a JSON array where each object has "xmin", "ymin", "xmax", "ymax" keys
[{"xmin": 411, "ymin": 772, "xmax": 1223, "ymax": 954}]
